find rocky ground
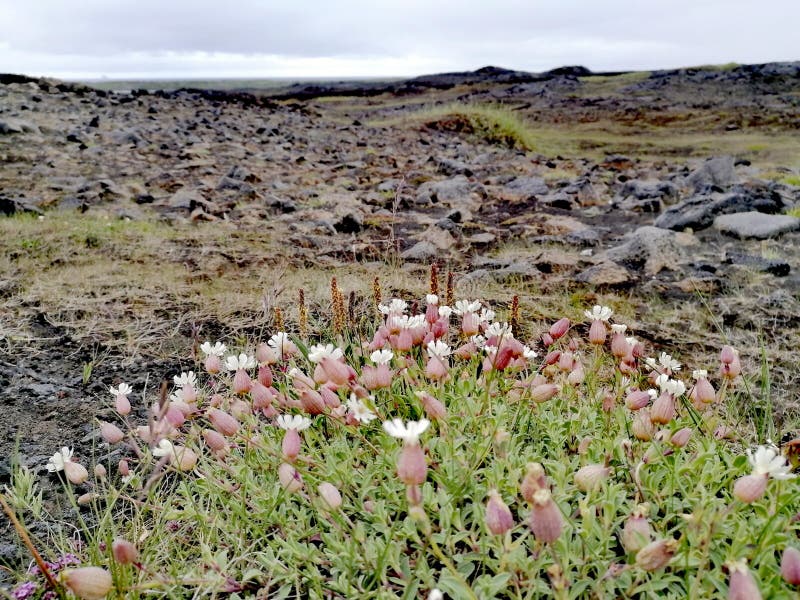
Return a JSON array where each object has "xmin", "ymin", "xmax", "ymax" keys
[{"xmin": 1, "ymin": 62, "xmax": 799, "ymax": 571}]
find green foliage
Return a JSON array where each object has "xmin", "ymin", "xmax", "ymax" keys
[
  {"xmin": 4, "ymin": 296, "xmax": 799, "ymax": 599},
  {"xmin": 421, "ymin": 103, "xmax": 541, "ymax": 151}
]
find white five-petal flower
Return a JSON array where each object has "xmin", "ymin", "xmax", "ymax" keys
[
  {"xmin": 152, "ymin": 438, "xmax": 175, "ymax": 458},
  {"xmin": 370, "ymin": 349, "xmax": 394, "ymax": 365},
  {"xmin": 654, "ymin": 374, "xmax": 686, "ymax": 397},
  {"xmin": 692, "ymin": 369, "xmax": 708, "ymax": 380},
  {"xmin": 584, "ymin": 305, "xmax": 613, "ymax": 322},
  {"xmin": 479, "ymin": 308, "xmax": 496, "ymax": 324},
  {"xmin": 646, "ymin": 352, "xmax": 681, "ymax": 372},
  {"xmin": 109, "ymin": 383, "xmax": 132, "ymax": 397},
  {"xmin": 747, "ymin": 445, "xmax": 796, "ymax": 480},
  {"xmin": 307, "ymin": 343, "xmax": 344, "ymax": 363},
  {"xmin": 383, "ymin": 418, "xmax": 430, "ymax": 444},
  {"xmin": 523, "ymin": 346, "xmax": 538, "ymax": 360},
  {"xmin": 470, "ymin": 334, "xmax": 487, "ymax": 349},
  {"xmin": 438, "ymin": 305, "xmax": 453, "ymax": 319},
  {"xmin": 276, "ymin": 414, "xmax": 312, "ymax": 431},
  {"xmin": 486, "ymin": 321, "xmax": 510, "ymax": 338},
  {"xmin": 426, "ymin": 294, "xmax": 439, "ymax": 305},
  {"xmin": 267, "ymin": 332, "xmax": 293, "ymax": 353},
  {"xmin": 46, "ymin": 447, "xmax": 73, "ymax": 472},
  {"xmin": 426, "ymin": 340, "xmax": 451, "ymax": 359},
  {"xmin": 225, "ymin": 353, "xmax": 256, "ymax": 371},
  {"xmin": 378, "ymin": 299, "xmax": 408, "ymax": 315},
  {"xmin": 453, "ymin": 299, "xmax": 481, "ymax": 315},
  {"xmin": 173, "ymin": 371, "xmax": 197, "ymax": 387},
  {"xmin": 610, "ymin": 324, "xmax": 628, "ymax": 334},
  {"xmin": 346, "ymin": 395, "xmax": 378, "ymax": 424},
  {"xmin": 200, "ymin": 341, "xmax": 227, "ymax": 357}
]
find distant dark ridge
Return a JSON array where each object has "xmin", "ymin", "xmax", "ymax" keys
[
  {"xmin": 152, "ymin": 87, "xmax": 280, "ymax": 109},
  {"xmin": 0, "ymin": 73, "xmax": 96, "ymax": 94}
]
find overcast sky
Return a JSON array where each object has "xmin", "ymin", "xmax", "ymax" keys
[{"xmin": 0, "ymin": 0, "xmax": 798, "ymax": 80}]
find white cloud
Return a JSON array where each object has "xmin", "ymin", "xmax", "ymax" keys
[{"xmin": 0, "ymin": 0, "xmax": 797, "ymax": 79}]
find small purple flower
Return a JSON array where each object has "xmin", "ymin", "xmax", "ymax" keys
[
  {"xmin": 43, "ymin": 592, "xmax": 58, "ymax": 600},
  {"xmin": 12, "ymin": 581, "xmax": 38, "ymax": 600}
]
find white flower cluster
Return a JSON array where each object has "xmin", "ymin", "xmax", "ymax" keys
[
  {"xmin": 584, "ymin": 305, "xmax": 613, "ymax": 322},
  {"xmin": 307, "ymin": 344, "xmax": 344, "ymax": 363}
]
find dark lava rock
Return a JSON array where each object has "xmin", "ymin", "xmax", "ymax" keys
[
  {"xmin": 654, "ymin": 186, "xmax": 786, "ymax": 231},
  {"xmin": 0, "ymin": 195, "xmax": 43, "ymax": 216},
  {"xmin": 724, "ymin": 251, "xmax": 790, "ymax": 276},
  {"xmin": 686, "ymin": 156, "xmax": 737, "ymax": 191},
  {"xmin": 505, "ymin": 176, "xmax": 548, "ymax": 197},
  {"xmin": 333, "ymin": 213, "xmax": 363, "ymax": 234}
]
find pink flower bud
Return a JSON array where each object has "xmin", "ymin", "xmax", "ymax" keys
[
  {"xmin": 282, "ymin": 428, "xmax": 302, "ymax": 462},
  {"xmin": 610, "ymin": 333, "xmax": 630, "ymax": 358},
  {"xmin": 299, "ymin": 387, "xmax": 326, "ymax": 415},
  {"xmin": 567, "ymin": 365, "xmax": 585, "ymax": 386},
  {"xmin": 93, "ymin": 464, "xmax": 106, "ymax": 478},
  {"xmin": 115, "ymin": 395, "xmax": 131, "ymax": 416},
  {"xmin": 118, "ymin": 459, "xmax": 130, "ymax": 476},
  {"xmin": 207, "ymin": 408, "xmax": 239, "ymax": 437},
  {"xmin": 622, "ymin": 508, "xmax": 652, "ymax": 553},
  {"xmin": 319, "ymin": 385, "xmax": 341, "ymax": 409},
  {"xmin": 172, "ymin": 446, "xmax": 198, "ymax": 471},
  {"xmin": 99, "ymin": 421, "xmax": 125, "ymax": 444},
  {"xmin": 62, "ymin": 566, "xmax": 113, "ymax": 600},
  {"xmin": 625, "ymin": 390, "xmax": 651, "ymax": 411},
  {"xmin": 256, "ymin": 342, "xmax": 277, "ymax": 364},
  {"xmin": 635, "ymin": 538, "xmax": 677, "ymax": 571},
  {"xmin": 318, "ymin": 482, "xmax": 343, "ymax": 511},
  {"xmin": 733, "ymin": 473, "xmax": 767, "ymax": 503},
  {"xmin": 720, "ymin": 345, "xmax": 737, "ymax": 364},
  {"xmin": 549, "ymin": 318, "xmax": 570, "ymax": 340},
  {"xmin": 575, "ymin": 464, "xmax": 610, "ymax": 492},
  {"xmin": 650, "ymin": 392, "xmax": 675, "ymax": 424},
  {"xmin": 781, "ymin": 546, "xmax": 800, "ymax": 585},
  {"xmin": 112, "ymin": 538, "xmax": 139, "ymax": 565},
  {"xmin": 530, "ymin": 383, "xmax": 559, "ymax": 404},
  {"xmin": 485, "ymin": 490, "xmax": 514, "ymax": 535},
  {"xmin": 278, "ymin": 462, "xmax": 303, "ymax": 493},
  {"xmin": 670, "ymin": 427, "xmax": 692, "ymax": 448},
  {"xmin": 541, "ymin": 332, "xmax": 554, "ymax": 346},
  {"xmin": 588, "ymin": 320, "xmax": 607, "ymax": 345},
  {"xmin": 164, "ymin": 404, "xmax": 185, "ymax": 427},
  {"xmin": 693, "ymin": 377, "xmax": 716, "ymax": 404},
  {"xmin": 397, "ymin": 443, "xmax": 427, "ymax": 486},
  {"xmin": 425, "ymin": 356, "xmax": 449, "ymax": 380},
  {"xmin": 520, "ymin": 462, "xmax": 548, "ymax": 502},
  {"xmin": 321, "ymin": 357, "xmax": 351, "ymax": 386},
  {"xmin": 529, "ymin": 489, "xmax": 563, "ymax": 543},
  {"xmin": 202, "ymin": 429, "xmax": 229, "ymax": 454},
  {"xmin": 77, "ymin": 492, "xmax": 99, "ymax": 505},
  {"xmin": 544, "ymin": 350, "xmax": 561, "ymax": 365},
  {"xmin": 250, "ymin": 381, "xmax": 274, "ymax": 410},
  {"xmin": 420, "ymin": 393, "xmax": 446, "ymax": 421},
  {"xmin": 728, "ymin": 559, "xmax": 762, "ymax": 600},
  {"xmin": 64, "ymin": 461, "xmax": 89, "ymax": 485},
  {"xmin": 232, "ymin": 368, "xmax": 252, "ymax": 394},
  {"xmin": 204, "ymin": 354, "xmax": 222, "ymax": 374},
  {"xmin": 632, "ymin": 409, "xmax": 654, "ymax": 441},
  {"xmin": 258, "ymin": 364, "xmax": 274, "ymax": 387},
  {"xmin": 461, "ymin": 312, "xmax": 480, "ymax": 336}
]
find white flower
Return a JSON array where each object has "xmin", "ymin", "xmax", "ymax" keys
[
  {"xmin": 225, "ymin": 353, "xmax": 256, "ymax": 371},
  {"xmin": 378, "ymin": 299, "xmax": 407, "ymax": 315},
  {"xmin": 438, "ymin": 306, "xmax": 453, "ymax": 319},
  {"xmin": 168, "ymin": 390, "xmax": 182, "ymax": 403},
  {"xmin": 625, "ymin": 336, "xmax": 639, "ymax": 348},
  {"xmin": 370, "ymin": 349, "xmax": 393, "ymax": 365},
  {"xmin": 470, "ymin": 334, "xmax": 486, "ymax": 349},
  {"xmin": 383, "ymin": 418, "xmax": 430, "ymax": 444},
  {"xmin": 484, "ymin": 344, "xmax": 497, "ymax": 357},
  {"xmin": 655, "ymin": 374, "xmax": 686, "ymax": 397},
  {"xmin": 428, "ymin": 589, "xmax": 444, "ymax": 600},
  {"xmin": 610, "ymin": 324, "xmax": 628, "ymax": 334},
  {"xmin": 523, "ymin": 346, "xmax": 538, "ymax": 360},
  {"xmin": 200, "ymin": 341, "xmax": 227, "ymax": 357},
  {"xmin": 747, "ymin": 445, "xmax": 796, "ymax": 480},
  {"xmin": 692, "ymin": 369, "xmax": 708, "ymax": 380},
  {"xmin": 46, "ymin": 447, "xmax": 73, "ymax": 472},
  {"xmin": 395, "ymin": 314, "xmax": 425, "ymax": 329},
  {"xmin": 584, "ymin": 305, "xmax": 613, "ymax": 322},
  {"xmin": 426, "ymin": 340, "xmax": 451, "ymax": 359},
  {"xmin": 307, "ymin": 343, "xmax": 343, "ymax": 363},
  {"xmin": 152, "ymin": 439, "xmax": 175, "ymax": 458},
  {"xmin": 453, "ymin": 299, "xmax": 481, "ymax": 315},
  {"xmin": 277, "ymin": 414, "xmax": 312, "ymax": 431},
  {"xmin": 646, "ymin": 352, "xmax": 681, "ymax": 373},
  {"xmin": 426, "ymin": 294, "xmax": 439, "ymax": 305},
  {"xmin": 647, "ymin": 388, "xmax": 658, "ymax": 400},
  {"xmin": 486, "ymin": 321, "xmax": 510, "ymax": 338},
  {"xmin": 173, "ymin": 371, "xmax": 197, "ymax": 387},
  {"xmin": 479, "ymin": 308, "xmax": 496, "ymax": 324},
  {"xmin": 346, "ymin": 395, "xmax": 378, "ymax": 424},
  {"xmin": 267, "ymin": 332, "xmax": 293, "ymax": 353},
  {"xmin": 109, "ymin": 383, "xmax": 132, "ymax": 397}
]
